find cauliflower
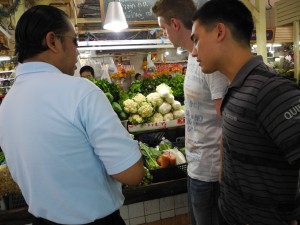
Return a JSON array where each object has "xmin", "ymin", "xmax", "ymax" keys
[
  {"xmin": 138, "ymin": 102, "xmax": 154, "ymax": 118},
  {"xmin": 151, "ymin": 113, "xmax": 164, "ymax": 122},
  {"xmin": 146, "ymin": 92, "xmax": 163, "ymax": 107},
  {"xmin": 156, "ymin": 83, "xmax": 172, "ymax": 98},
  {"xmin": 158, "ymin": 102, "xmax": 172, "ymax": 115},
  {"xmin": 128, "ymin": 114, "xmax": 144, "ymax": 124},
  {"xmin": 133, "ymin": 93, "xmax": 146, "ymax": 104},
  {"xmin": 165, "ymin": 93, "xmax": 175, "ymax": 104},
  {"xmin": 172, "ymin": 100, "xmax": 181, "ymax": 110},
  {"xmin": 123, "ymin": 99, "xmax": 138, "ymax": 114},
  {"xmin": 163, "ymin": 112, "xmax": 174, "ymax": 121},
  {"xmin": 173, "ymin": 109, "xmax": 185, "ymax": 119}
]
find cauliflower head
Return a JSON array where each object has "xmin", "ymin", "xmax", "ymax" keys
[
  {"xmin": 138, "ymin": 102, "xmax": 154, "ymax": 118},
  {"xmin": 163, "ymin": 112, "xmax": 174, "ymax": 121},
  {"xmin": 133, "ymin": 93, "xmax": 147, "ymax": 104},
  {"xmin": 128, "ymin": 114, "xmax": 144, "ymax": 125},
  {"xmin": 151, "ymin": 112, "xmax": 164, "ymax": 122},
  {"xmin": 173, "ymin": 109, "xmax": 185, "ymax": 119},
  {"xmin": 123, "ymin": 99, "xmax": 138, "ymax": 114},
  {"xmin": 172, "ymin": 100, "xmax": 181, "ymax": 110},
  {"xmin": 146, "ymin": 92, "xmax": 163, "ymax": 107},
  {"xmin": 156, "ymin": 83, "xmax": 172, "ymax": 98},
  {"xmin": 165, "ymin": 93, "xmax": 175, "ymax": 104},
  {"xmin": 158, "ymin": 102, "xmax": 172, "ymax": 115}
]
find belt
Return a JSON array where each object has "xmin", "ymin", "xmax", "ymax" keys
[{"xmin": 33, "ymin": 210, "xmax": 122, "ymax": 225}]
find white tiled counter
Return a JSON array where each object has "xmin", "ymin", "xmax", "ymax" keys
[
  {"xmin": 121, "ymin": 193, "xmax": 189, "ymax": 225},
  {"xmin": 122, "ymin": 178, "xmax": 189, "ymax": 225}
]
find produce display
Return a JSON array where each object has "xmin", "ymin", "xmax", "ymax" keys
[
  {"xmin": 121, "ymin": 75, "xmax": 184, "ymax": 103},
  {"xmin": 123, "ymin": 83, "xmax": 184, "ymax": 125},
  {"xmin": 89, "ymin": 78, "xmax": 128, "ymax": 121},
  {"xmin": 139, "ymin": 140, "xmax": 186, "ymax": 170},
  {"xmin": 89, "ymin": 74, "xmax": 185, "ymax": 125}
]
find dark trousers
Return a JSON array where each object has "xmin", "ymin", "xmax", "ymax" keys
[{"xmin": 32, "ymin": 210, "xmax": 126, "ymax": 225}]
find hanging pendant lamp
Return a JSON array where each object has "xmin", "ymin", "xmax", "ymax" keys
[{"xmin": 103, "ymin": 0, "xmax": 128, "ymax": 32}]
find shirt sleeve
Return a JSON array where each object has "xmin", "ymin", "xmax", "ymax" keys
[
  {"xmin": 257, "ymin": 76, "xmax": 300, "ymax": 165},
  {"xmin": 74, "ymin": 88, "xmax": 141, "ymax": 175},
  {"xmin": 204, "ymin": 71, "xmax": 228, "ymax": 100}
]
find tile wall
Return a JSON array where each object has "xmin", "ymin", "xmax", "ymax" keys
[{"xmin": 121, "ymin": 193, "xmax": 189, "ymax": 225}]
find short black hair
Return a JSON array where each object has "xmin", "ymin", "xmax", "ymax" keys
[
  {"xmin": 135, "ymin": 73, "xmax": 142, "ymax": 80},
  {"xmin": 15, "ymin": 5, "xmax": 70, "ymax": 63},
  {"xmin": 192, "ymin": 0, "xmax": 254, "ymax": 46},
  {"xmin": 80, "ymin": 65, "xmax": 95, "ymax": 77}
]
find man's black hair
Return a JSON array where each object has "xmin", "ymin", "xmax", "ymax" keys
[
  {"xmin": 80, "ymin": 65, "xmax": 95, "ymax": 77},
  {"xmin": 15, "ymin": 5, "xmax": 70, "ymax": 63},
  {"xmin": 192, "ymin": 0, "xmax": 254, "ymax": 46}
]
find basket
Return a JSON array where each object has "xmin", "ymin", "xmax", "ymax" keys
[
  {"xmin": 137, "ymin": 131, "xmax": 165, "ymax": 147},
  {"xmin": 171, "ymin": 136, "xmax": 185, "ymax": 149},
  {"xmin": 3, "ymin": 193, "xmax": 27, "ymax": 210},
  {"xmin": 148, "ymin": 163, "xmax": 187, "ymax": 183}
]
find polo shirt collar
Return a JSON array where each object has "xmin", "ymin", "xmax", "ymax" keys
[
  {"xmin": 15, "ymin": 62, "xmax": 62, "ymax": 77},
  {"xmin": 230, "ymin": 55, "xmax": 264, "ymax": 88}
]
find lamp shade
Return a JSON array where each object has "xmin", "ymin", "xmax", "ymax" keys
[{"xmin": 103, "ymin": 1, "xmax": 128, "ymax": 32}]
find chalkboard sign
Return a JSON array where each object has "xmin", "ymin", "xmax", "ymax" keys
[
  {"xmin": 103, "ymin": 0, "xmax": 157, "ymax": 22},
  {"xmin": 102, "ymin": 0, "xmax": 209, "ymax": 23}
]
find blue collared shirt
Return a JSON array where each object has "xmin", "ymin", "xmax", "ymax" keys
[{"xmin": 0, "ymin": 62, "xmax": 141, "ymax": 224}]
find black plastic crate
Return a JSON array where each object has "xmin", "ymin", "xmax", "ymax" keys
[
  {"xmin": 148, "ymin": 163, "xmax": 187, "ymax": 183},
  {"xmin": 137, "ymin": 131, "xmax": 165, "ymax": 147},
  {"xmin": 3, "ymin": 193, "xmax": 27, "ymax": 209}
]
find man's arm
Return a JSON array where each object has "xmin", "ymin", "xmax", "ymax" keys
[{"xmin": 112, "ymin": 158, "xmax": 145, "ymax": 185}]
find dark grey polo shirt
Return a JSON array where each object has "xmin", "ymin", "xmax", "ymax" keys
[{"xmin": 219, "ymin": 56, "xmax": 300, "ymax": 225}]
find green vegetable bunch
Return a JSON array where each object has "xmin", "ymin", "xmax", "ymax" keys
[
  {"xmin": 89, "ymin": 78, "xmax": 128, "ymax": 121},
  {"xmin": 90, "ymin": 78, "xmax": 120, "ymax": 102},
  {"xmin": 139, "ymin": 142, "xmax": 161, "ymax": 169}
]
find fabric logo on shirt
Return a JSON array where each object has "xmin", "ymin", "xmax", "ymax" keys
[
  {"xmin": 224, "ymin": 112, "xmax": 237, "ymax": 121},
  {"xmin": 284, "ymin": 103, "xmax": 300, "ymax": 120}
]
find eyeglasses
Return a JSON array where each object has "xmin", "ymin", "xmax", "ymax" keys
[{"xmin": 54, "ymin": 33, "xmax": 78, "ymax": 47}]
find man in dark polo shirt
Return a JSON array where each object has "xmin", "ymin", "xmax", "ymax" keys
[{"xmin": 190, "ymin": 1, "xmax": 300, "ymax": 225}]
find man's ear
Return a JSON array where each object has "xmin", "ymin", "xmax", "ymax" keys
[
  {"xmin": 170, "ymin": 18, "xmax": 181, "ymax": 31},
  {"xmin": 45, "ymin": 32, "xmax": 59, "ymax": 53},
  {"xmin": 216, "ymin": 23, "xmax": 226, "ymax": 41}
]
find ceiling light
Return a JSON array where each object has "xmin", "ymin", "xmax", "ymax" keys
[{"xmin": 103, "ymin": 0, "xmax": 128, "ymax": 32}]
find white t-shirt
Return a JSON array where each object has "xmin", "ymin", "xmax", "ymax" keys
[{"xmin": 184, "ymin": 54, "xmax": 228, "ymax": 182}]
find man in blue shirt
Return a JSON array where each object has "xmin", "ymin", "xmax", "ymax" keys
[{"xmin": 0, "ymin": 5, "xmax": 144, "ymax": 225}]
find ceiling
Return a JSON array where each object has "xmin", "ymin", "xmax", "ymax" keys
[
  {"xmin": 0, "ymin": 0, "xmax": 291, "ymax": 56},
  {"xmin": 0, "ymin": 0, "xmax": 162, "ymax": 43}
]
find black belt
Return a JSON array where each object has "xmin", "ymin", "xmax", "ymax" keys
[{"xmin": 33, "ymin": 210, "xmax": 124, "ymax": 225}]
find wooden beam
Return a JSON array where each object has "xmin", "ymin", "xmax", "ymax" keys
[
  {"xmin": 293, "ymin": 21, "xmax": 299, "ymax": 82},
  {"xmin": 254, "ymin": 0, "xmax": 267, "ymax": 63}
]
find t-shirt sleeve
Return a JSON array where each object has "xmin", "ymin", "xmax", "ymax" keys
[
  {"xmin": 74, "ymin": 88, "xmax": 141, "ymax": 175},
  {"xmin": 257, "ymin": 77, "xmax": 300, "ymax": 165},
  {"xmin": 204, "ymin": 71, "xmax": 228, "ymax": 100}
]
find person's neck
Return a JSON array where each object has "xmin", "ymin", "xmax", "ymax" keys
[{"xmin": 219, "ymin": 48, "xmax": 253, "ymax": 83}]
